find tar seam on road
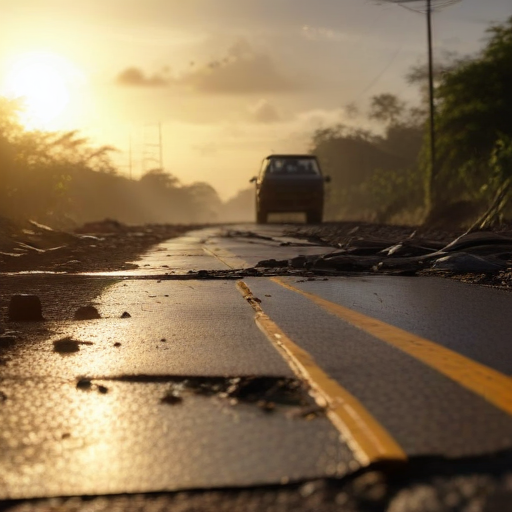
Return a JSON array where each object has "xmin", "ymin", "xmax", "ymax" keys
[
  {"xmin": 236, "ymin": 280, "xmax": 407, "ymax": 468},
  {"xmin": 272, "ymin": 276, "xmax": 512, "ymax": 418},
  {"xmin": 202, "ymin": 245, "xmax": 248, "ymax": 269}
]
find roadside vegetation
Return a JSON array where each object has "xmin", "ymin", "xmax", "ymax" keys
[
  {"xmin": 0, "ymin": 99, "xmax": 238, "ymax": 227},
  {"xmin": 313, "ymin": 16, "xmax": 512, "ymax": 228}
]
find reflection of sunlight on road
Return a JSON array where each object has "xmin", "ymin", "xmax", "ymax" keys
[{"xmin": 74, "ymin": 388, "xmax": 124, "ymax": 483}]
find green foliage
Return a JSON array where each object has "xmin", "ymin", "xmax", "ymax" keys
[
  {"xmin": 369, "ymin": 93, "xmax": 405, "ymax": 125},
  {"xmin": 309, "ymin": 17, "xmax": 512, "ymax": 225},
  {"xmin": 432, "ymin": 16, "xmax": 512, "ymax": 207},
  {"xmin": 312, "ymin": 95, "xmax": 424, "ymax": 222},
  {"xmin": 469, "ymin": 135, "xmax": 512, "ymax": 230}
]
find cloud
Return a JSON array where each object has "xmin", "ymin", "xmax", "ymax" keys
[
  {"xmin": 248, "ymin": 99, "xmax": 281, "ymax": 123},
  {"xmin": 116, "ymin": 67, "xmax": 168, "ymax": 87},
  {"xmin": 301, "ymin": 25, "xmax": 351, "ymax": 43},
  {"xmin": 179, "ymin": 44, "xmax": 297, "ymax": 94},
  {"xmin": 115, "ymin": 40, "xmax": 304, "ymax": 94}
]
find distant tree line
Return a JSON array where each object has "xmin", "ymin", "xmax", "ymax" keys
[
  {"xmin": 0, "ymin": 98, "xmax": 254, "ymax": 227},
  {"xmin": 313, "ymin": 16, "xmax": 512, "ymax": 227}
]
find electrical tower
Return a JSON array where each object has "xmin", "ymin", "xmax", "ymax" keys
[{"xmin": 142, "ymin": 122, "xmax": 164, "ymax": 173}]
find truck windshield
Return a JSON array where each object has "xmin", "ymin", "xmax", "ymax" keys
[{"xmin": 267, "ymin": 158, "xmax": 320, "ymax": 175}]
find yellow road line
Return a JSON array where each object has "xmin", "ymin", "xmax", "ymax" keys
[
  {"xmin": 272, "ymin": 276, "xmax": 512, "ymax": 416},
  {"xmin": 237, "ymin": 280, "xmax": 407, "ymax": 467}
]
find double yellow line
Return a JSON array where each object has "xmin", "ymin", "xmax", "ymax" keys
[
  {"xmin": 237, "ymin": 281, "xmax": 406, "ymax": 467},
  {"xmin": 258, "ymin": 277, "xmax": 512, "ymax": 464},
  {"xmin": 207, "ymin": 241, "xmax": 512, "ymax": 467}
]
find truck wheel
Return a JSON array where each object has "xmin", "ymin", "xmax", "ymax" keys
[
  {"xmin": 257, "ymin": 210, "xmax": 268, "ymax": 224},
  {"xmin": 306, "ymin": 211, "xmax": 322, "ymax": 224}
]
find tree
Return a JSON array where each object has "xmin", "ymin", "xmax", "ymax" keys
[
  {"xmin": 432, "ymin": 16, "xmax": 512, "ymax": 211},
  {"xmin": 369, "ymin": 93, "xmax": 405, "ymax": 125},
  {"xmin": 376, "ymin": 1, "xmax": 462, "ymax": 211},
  {"xmin": 139, "ymin": 168, "xmax": 179, "ymax": 190}
]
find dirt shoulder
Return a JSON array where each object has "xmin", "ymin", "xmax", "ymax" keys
[{"xmin": 0, "ymin": 218, "xmax": 195, "ymax": 274}]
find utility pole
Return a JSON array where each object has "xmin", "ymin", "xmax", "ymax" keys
[
  {"xmin": 426, "ymin": 0, "xmax": 437, "ymax": 201},
  {"xmin": 375, "ymin": 0, "xmax": 461, "ymax": 208}
]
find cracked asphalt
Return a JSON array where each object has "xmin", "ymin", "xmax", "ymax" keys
[{"xmin": 1, "ymin": 225, "xmax": 512, "ymax": 512}]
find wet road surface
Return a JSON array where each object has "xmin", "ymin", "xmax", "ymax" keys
[{"xmin": 1, "ymin": 224, "xmax": 512, "ymax": 508}]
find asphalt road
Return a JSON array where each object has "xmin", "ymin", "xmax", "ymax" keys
[{"xmin": 1, "ymin": 224, "xmax": 512, "ymax": 511}]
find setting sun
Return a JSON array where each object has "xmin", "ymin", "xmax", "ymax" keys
[{"xmin": 2, "ymin": 51, "xmax": 82, "ymax": 130}]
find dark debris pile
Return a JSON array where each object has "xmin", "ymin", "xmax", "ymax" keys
[{"xmin": 274, "ymin": 223, "xmax": 512, "ymax": 289}]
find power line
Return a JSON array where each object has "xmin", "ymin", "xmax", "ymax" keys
[
  {"xmin": 355, "ymin": 42, "xmax": 404, "ymax": 101},
  {"xmin": 375, "ymin": 0, "xmax": 462, "ymax": 209}
]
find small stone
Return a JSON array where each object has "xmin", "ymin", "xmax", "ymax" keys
[
  {"xmin": 97, "ymin": 385, "xmax": 108, "ymax": 394},
  {"xmin": 160, "ymin": 338, "xmax": 166, "ymax": 342},
  {"xmin": 113, "ymin": 342, "xmax": 122, "ymax": 348},
  {"xmin": 161, "ymin": 393, "xmax": 183, "ymax": 405},
  {"xmin": 54, "ymin": 338, "xmax": 80, "ymax": 353},
  {"xmin": 0, "ymin": 336, "xmax": 17, "ymax": 349},
  {"xmin": 120, "ymin": 311, "xmax": 131, "ymax": 318},
  {"xmin": 77, "ymin": 378, "xmax": 92, "ymax": 389},
  {"xmin": 74, "ymin": 306, "xmax": 101, "ymax": 320},
  {"xmin": 8, "ymin": 295, "xmax": 44, "ymax": 322}
]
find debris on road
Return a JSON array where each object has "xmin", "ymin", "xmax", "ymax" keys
[
  {"xmin": 0, "ymin": 216, "xmax": 194, "ymax": 273},
  {"xmin": 0, "ymin": 334, "xmax": 17, "ymax": 348},
  {"xmin": 53, "ymin": 338, "xmax": 81, "ymax": 353},
  {"xmin": 246, "ymin": 224, "xmax": 512, "ymax": 289},
  {"xmin": 53, "ymin": 337, "xmax": 93, "ymax": 353},
  {"xmin": 76, "ymin": 378, "xmax": 109, "ymax": 394},
  {"xmin": 97, "ymin": 375, "xmax": 315, "ymax": 413},
  {"xmin": 8, "ymin": 294, "xmax": 45, "ymax": 322},
  {"xmin": 161, "ymin": 391, "xmax": 183, "ymax": 405},
  {"xmin": 74, "ymin": 306, "xmax": 101, "ymax": 320},
  {"xmin": 76, "ymin": 378, "xmax": 92, "ymax": 389},
  {"xmin": 432, "ymin": 253, "xmax": 508, "ymax": 273}
]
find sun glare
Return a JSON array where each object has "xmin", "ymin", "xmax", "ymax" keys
[{"xmin": 3, "ymin": 51, "xmax": 83, "ymax": 130}]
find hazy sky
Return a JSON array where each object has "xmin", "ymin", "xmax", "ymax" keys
[{"xmin": 0, "ymin": 0, "xmax": 510, "ymax": 198}]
